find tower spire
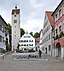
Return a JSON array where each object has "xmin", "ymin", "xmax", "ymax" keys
[{"xmin": 15, "ymin": 5, "xmax": 17, "ymax": 9}]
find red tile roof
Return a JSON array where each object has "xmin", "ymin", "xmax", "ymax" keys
[{"xmin": 46, "ymin": 11, "xmax": 54, "ymax": 28}]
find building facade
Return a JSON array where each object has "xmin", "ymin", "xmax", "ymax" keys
[
  {"xmin": 39, "ymin": 29, "xmax": 43, "ymax": 51},
  {"xmin": 19, "ymin": 32, "xmax": 35, "ymax": 51},
  {"xmin": 12, "ymin": 6, "xmax": 20, "ymax": 51},
  {"xmin": 42, "ymin": 11, "xmax": 54, "ymax": 56},
  {"xmin": 35, "ymin": 37, "xmax": 40, "ymax": 51},
  {"xmin": 52, "ymin": 0, "xmax": 64, "ymax": 59},
  {"xmin": 0, "ymin": 15, "xmax": 7, "ymax": 50}
]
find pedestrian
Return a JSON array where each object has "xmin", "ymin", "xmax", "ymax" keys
[
  {"xmin": 39, "ymin": 49, "xmax": 42, "ymax": 58},
  {"xmin": 2, "ymin": 54, "xmax": 4, "ymax": 60}
]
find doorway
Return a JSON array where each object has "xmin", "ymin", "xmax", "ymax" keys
[{"xmin": 56, "ymin": 42, "xmax": 61, "ymax": 58}]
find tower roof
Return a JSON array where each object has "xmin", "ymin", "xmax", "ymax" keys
[
  {"xmin": 12, "ymin": 6, "xmax": 20, "ymax": 15},
  {"xmin": 15, "ymin": 5, "xmax": 17, "ymax": 9}
]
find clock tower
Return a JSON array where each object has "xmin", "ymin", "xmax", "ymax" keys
[{"xmin": 12, "ymin": 6, "xmax": 20, "ymax": 51}]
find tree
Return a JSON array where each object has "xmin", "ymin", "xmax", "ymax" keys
[
  {"xmin": 6, "ymin": 23, "xmax": 12, "ymax": 51},
  {"xmin": 59, "ymin": 31, "xmax": 64, "ymax": 38},
  {"xmin": 20, "ymin": 28, "xmax": 25, "ymax": 37},
  {"xmin": 6, "ymin": 23, "xmax": 11, "ymax": 34},
  {"xmin": 34, "ymin": 32, "xmax": 40, "ymax": 38},
  {"xmin": 29, "ymin": 32, "xmax": 33, "ymax": 36}
]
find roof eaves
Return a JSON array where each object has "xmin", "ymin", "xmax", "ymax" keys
[{"xmin": 52, "ymin": 0, "xmax": 63, "ymax": 15}]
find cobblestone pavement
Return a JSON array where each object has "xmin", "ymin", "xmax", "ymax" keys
[{"xmin": 0, "ymin": 52, "xmax": 64, "ymax": 71}]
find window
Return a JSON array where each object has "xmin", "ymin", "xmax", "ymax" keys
[
  {"xmin": 21, "ymin": 44, "xmax": 23, "ymax": 46},
  {"xmin": 14, "ymin": 15, "xmax": 16, "ymax": 17},
  {"xmin": 56, "ymin": 29, "xmax": 58, "ymax": 34},
  {"xmin": 15, "ymin": 31, "xmax": 16, "ymax": 33},
  {"xmin": 49, "ymin": 45, "xmax": 51, "ymax": 51},
  {"xmin": 2, "ymin": 37, "xmax": 4, "ymax": 43},
  {"xmin": 27, "ymin": 44, "xmax": 28, "ymax": 46},
  {"xmin": 49, "ymin": 34, "xmax": 50, "ymax": 39},
  {"xmin": 26, "ymin": 40, "xmax": 28, "ymax": 42},
  {"xmin": 15, "ymin": 26, "xmax": 16, "ymax": 28},
  {"xmin": 15, "ymin": 35, "xmax": 16, "ymax": 37},
  {"xmin": 20, "ymin": 40, "xmax": 23, "ymax": 42},
  {"xmin": 59, "ymin": 26, "xmax": 61, "ymax": 32},
  {"xmin": 29, "ymin": 40, "xmax": 33, "ymax": 42},
  {"xmin": 0, "ymin": 36, "xmax": 2, "ymax": 42},
  {"xmin": 59, "ymin": 9, "xmax": 62, "ymax": 17},
  {"xmin": 44, "ymin": 21, "xmax": 47, "ymax": 28},
  {"xmin": 24, "ymin": 40, "xmax": 28, "ymax": 42},
  {"xmin": 45, "ymin": 16, "xmax": 46, "ymax": 20},
  {"xmin": 2, "ymin": 25, "xmax": 4, "ymax": 32},
  {"xmin": 14, "ymin": 20, "xmax": 17, "ymax": 23},
  {"xmin": 0, "ymin": 25, "xmax": 2, "ymax": 30},
  {"xmin": 29, "ymin": 44, "xmax": 33, "ymax": 46},
  {"xmin": 28, "ymin": 36, "xmax": 30, "ymax": 38},
  {"xmin": 55, "ymin": 14, "xmax": 58, "ymax": 18},
  {"xmin": 32, "ymin": 44, "xmax": 33, "ymax": 46},
  {"xmin": 32, "ymin": 40, "xmax": 33, "ymax": 42},
  {"xmin": 24, "ymin": 36, "xmax": 30, "ymax": 38},
  {"xmin": 24, "ymin": 44, "xmax": 26, "ymax": 46}
]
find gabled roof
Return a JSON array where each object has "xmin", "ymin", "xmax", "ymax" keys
[
  {"xmin": 52, "ymin": 0, "xmax": 63, "ymax": 15},
  {"xmin": 20, "ymin": 32, "xmax": 35, "ymax": 40},
  {"xmin": 46, "ymin": 11, "xmax": 54, "ymax": 28},
  {"xmin": 0, "ymin": 15, "xmax": 7, "ymax": 25}
]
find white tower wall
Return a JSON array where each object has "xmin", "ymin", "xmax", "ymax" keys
[{"xmin": 12, "ymin": 6, "xmax": 20, "ymax": 51}]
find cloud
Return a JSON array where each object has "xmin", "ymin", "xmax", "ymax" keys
[
  {"xmin": 0, "ymin": 0, "xmax": 61, "ymax": 34},
  {"xmin": 20, "ymin": 19, "xmax": 43, "ymax": 34},
  {"xmin": 21, "ymin": 0, "xmax": 61, "ymax": 34},
  {"xmin": 0, "ymin": 9, "xmax": 11, "ymax": 24},
  {"xmin": 31, "ymin": 0, "xmax": 43, "ymax": 8}
]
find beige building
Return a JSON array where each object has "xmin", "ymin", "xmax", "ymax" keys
[{"xmin": 42, "ymin": 11, "xmax": 54, "ymax": 56}]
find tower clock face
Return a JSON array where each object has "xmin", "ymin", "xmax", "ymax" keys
[{"xmin": 14, "ymin": 20, "xmax": 17, "ymax": 23}]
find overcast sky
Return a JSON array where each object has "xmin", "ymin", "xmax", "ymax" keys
[{"xmin": 0, "ymin": 0, "xmax": 61, "ymax": 33}]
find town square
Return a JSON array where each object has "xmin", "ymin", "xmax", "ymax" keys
[{"xmin": 0, "ymin": 0, "xmax": 64, "ymax": 71}]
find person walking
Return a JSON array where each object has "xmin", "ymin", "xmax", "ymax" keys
[
  {"xmin": 2, "ymin": 54, "xmax": 4, "ymax": 60},
  {"xmin": 39, "ymin": 49, "xmax": 42, "ymax": 58}
]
